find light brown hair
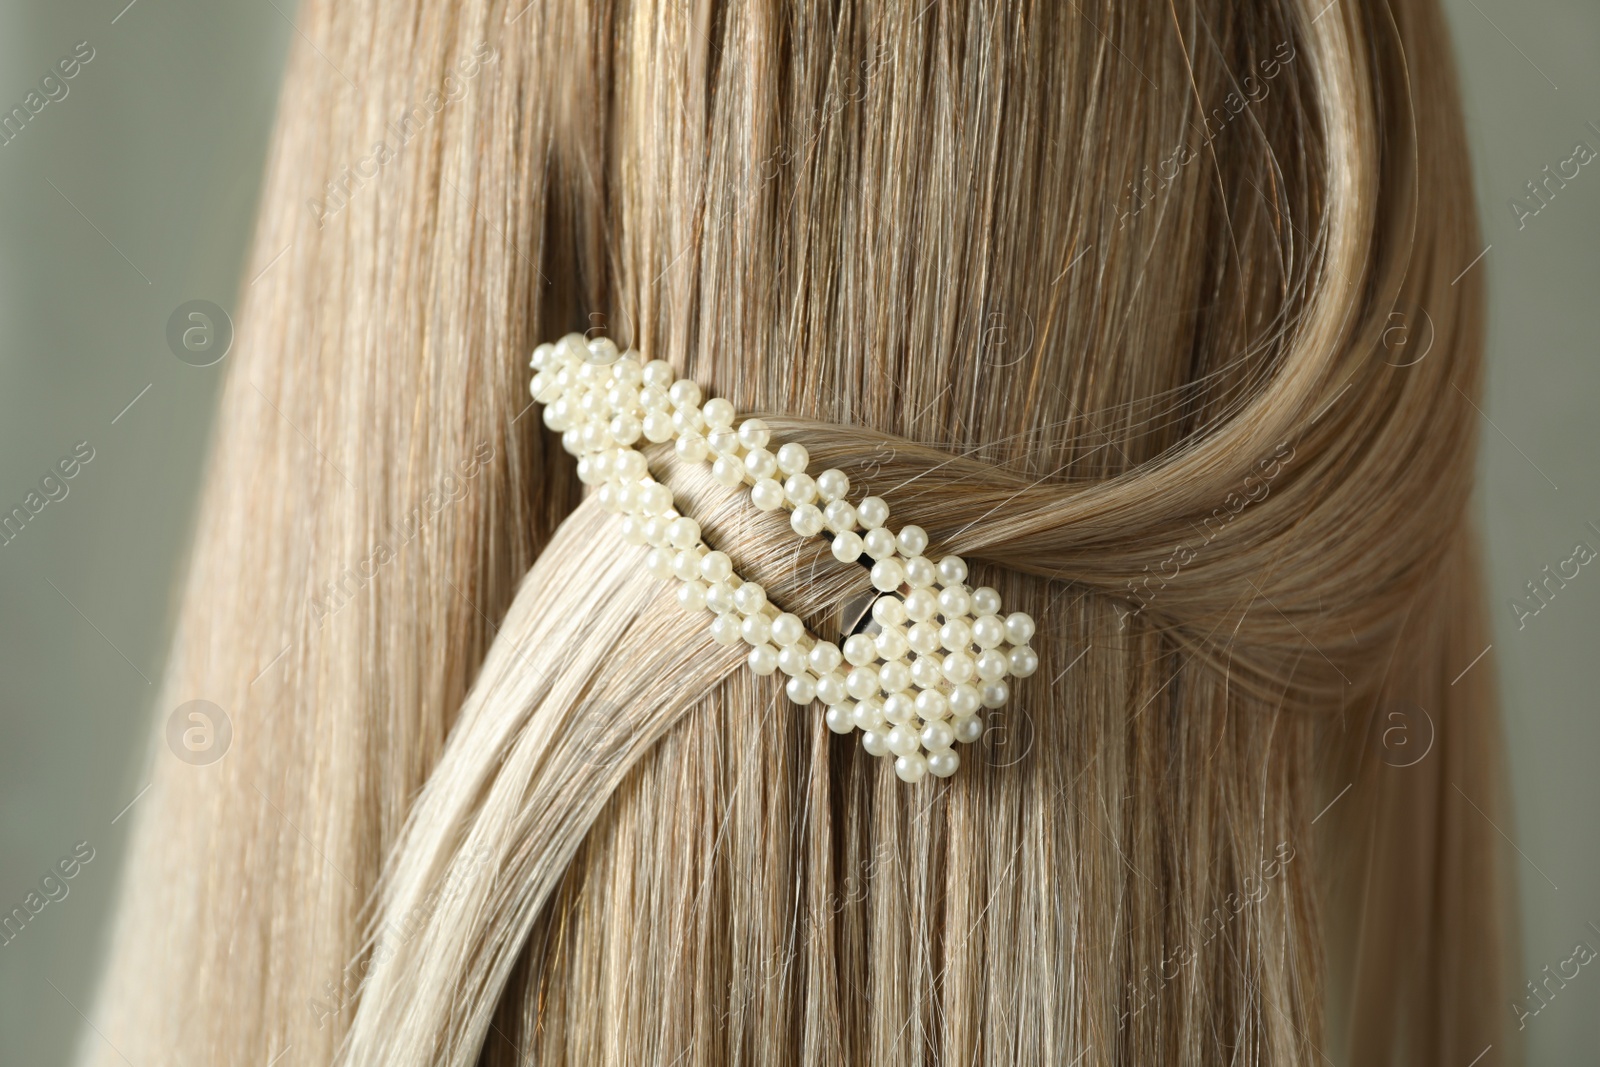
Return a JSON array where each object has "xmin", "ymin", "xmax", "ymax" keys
[{"xmin": 84, "ymin": 0, "xmax": 1515, "ymax": 1064}]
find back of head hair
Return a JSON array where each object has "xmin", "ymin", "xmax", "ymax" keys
[{"xmin": 83, "ymin": 1, "xmax": 1516, "ymax": 1064}]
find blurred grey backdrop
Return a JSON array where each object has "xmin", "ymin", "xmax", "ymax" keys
[{"xmin": 0, "ymin": 1, "xmax": 1594, "ymax": 1064}]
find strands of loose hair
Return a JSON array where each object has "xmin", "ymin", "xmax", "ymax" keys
[{"xmin": 82, "ymin": 1, "xmax": 1517, "ymax": 1065}]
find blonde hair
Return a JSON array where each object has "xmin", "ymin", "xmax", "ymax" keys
[{"xmin": 84, "ymin": 0, "xmax": 1516, "ymax": 1064}]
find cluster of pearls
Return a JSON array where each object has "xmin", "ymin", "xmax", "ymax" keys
[{"xmin": 530, "ymin": 334, "xmax": 1039, "ymax": 783}]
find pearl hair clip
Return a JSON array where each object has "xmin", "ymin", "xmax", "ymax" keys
[{"xmin": 529, "ymin": 334, "xmax": 1038, "ymax": 783}]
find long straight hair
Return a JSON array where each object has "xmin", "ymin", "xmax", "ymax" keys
[{"xmin": 83, "ymin": 0, "xmax": 1515, "ymax": 1064}]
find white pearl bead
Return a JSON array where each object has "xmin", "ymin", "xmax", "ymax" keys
[
  {"xmin": 668, "ymin": 517, "xmax": 701, "ymax": 549},
  {"xmin": 856, "ymin": 497, "xmax": 890, "ymax": 529},
  {"xmin": 853, "ymin": 698, "xmax": 886, "ymax": 731},
  {"xmin": 871, "ymin": 597, "xmax": 907, "ymax": 626},
  {"xmin": 878, "ymin": 659, "xmax": 911, "ymax": 692},
  {"xmin": 587, "ymin": 337, "xmax": 621, "ymax": 364},
  {"xmin": 700, "ymin": 551, "xmax": 733, "ymax": 582},
  {"xmin": 672, "ymin": 550, "xmax": 701, "ymax": 581},
  {"xmin": 790, "ymin": 504, "xmax": 825, "ymax": 537},
  {"xmin": 673, "ymin": 406, "xmax": 705, "ymax": 433},
  {"xmin": 896, "ymin": 525, "xmax": 929, "ymax": 557},
  {"xmin": 702, "ymin": 397, "xmax": 735, "ymax": 426},
  {"xmin": 903, "ymin": 556, "xmax": 936, "ymax": 587},
  {"xmin": 907, "ymin": 622, "xmax": 940, "ymax": 655},
  {"xmin": 942, "ymin": 652, "xmax": 976, "ymax": 684},
  {"xmin": 741, "ymin": 614, "xmax": 772, "ymax": 646},
  {"xmin": 915, "ymin": 690, "xmax": 949, "ymax": 723},
  {"xmin": 669, "ymin": 379, "xmax": 702, "ymax": 408},
  {"xmin": 937, "ymin": 555, "xmax": 968, "ymax": 585},
  {"xmin": 887, "ymin": 725, "xmax": 920, "ymax": 757},
  {"xmin": 910, "ymin": 655, "xmax": 943, "ymax": 690},
  {"xmin": 807, "ymin": 642, "xmax": 843, "ymax": 675},
  {"xmin": 640, "ymin": 482, "xmax": 673, "ymax": 514},
  {"xmin": 706, "ymin": 582, "xmax": 736, "ymax": 614},
  {"xmin": 816, "ymin": 672, "xmax": 848, "ymax": 706},
  {"xmin": 975, "ymin": 649, "xmax": 1009, "ymax": 681},
  {"xmin": 927, "ymin": 749, "xmax": 960, "ymax": 778},
  {"xmin": 639, "ymin": 385, "xmax": 669, "ymax": 411},
  {"xmin": 823, "ymin": 500, "xmax": 857, "ymax": 534},
  {"xmin": 677, "ymin": 581, "xmax": 708, "ymax": 612},
  {"xmin": 938, "ymin": 586, "xmax": 972, "ymax": 618},
  {"xmin": 744, "ymin": 448, "xmax": 778, "ymax": 480},
  {"xmin": 777, "ymin": 443, "xmax": 809, "ymax": 475},
  {"xmin": 831, "ymin": 530, "xmax": 864, "ymax": 562},
  {"xmin": 734, "ymin": 583, "xmax": 766, "ymax": 614},
  {"xmin": 644, "ymin": 547, "xmax": 673, "ymax": 579},
  {"xmin": 676, "ymin": 434, "xmax": 709, "ymax": 463},
  {"xmin": 972, "ymin": 615, "xmax": 1005, "ymax": 649},
  {"xmin": 710, "ymin": 613, "xmax": 742, "ymax": 645},
  {"xmin": 920, "ymin": 720, "xmax": 954, "ymax": 751},
  {"xmin": 980, "ymin": 682, "xmax": 1009, "ymax": 709},
  {"xmin": 786, "ymin": 673, "xmax": 818, "ymax": 705},
  {"xmin": 617, "ymin": 451, "xmax": 647, "ymax": 479},
  {"xmin": 949, "ymin": 685, "xmax": 981, "ymax": 717},
  {"xmin": 863, "ymin": 528, "xmax": 898, "ymax": 561},
  {"xmin": 883, "ymin": 693, "xmax": 916, "ymax": 725},
  {"xmin": 708, "ymin": 427, "xmax": 742, "ymax": 456},
  {"xmin": 952, "ymin": 715, "xmax": 984, "ymax": 744},
  {"xmin": 748, "ymin": 643, "xmax": 779, "ymax": 675},
  {"xmin": 737, "ymin": 419, "xmax": 771, "ymax": 450},
  {"xmin": 1008, "ymin": 646, "xmax": 1039, "ymax": 677},
  {"xmin": 783, "ymin": 473, "xmax": 818, "ymax": 504},
  {"xmin": 824, "ymin": 706, "xmax": 854, "ymax": 734},
  {"xmin": 620, "ymin": 516, "xmax": 645, "ymax": 545},
  {"xmin": 815, "ymin": 469, "xmax": 849, "ymax": 502},
  {"xmin": 712, "ymin": 457, "xmax": 745, "ymax": 487},
  {"xmin": 642, "ymin": 411, "xmax": 674, "ymax": 442},
  {"xmin": 870, "ymin": 559, "xmax": 905, "ymax": 592},
  {"xmin": 894, "ymin": 753, "xmax": 928, "ymax": 783},
  {"xmin": 904, "ymin": 588, "xmax": 938, "ymax": 622},
  {"xmin": 642, "ymin": 360, "xmax": 674, "ymax": 387},
  {"xmin": 874, "ymin": 627, "xmax": 908, "ymax": 664},
  {"xmin": 1004, "ymin": 612, "xmax": 1036, "ymax": 644},
  {"xmin": 609, "ymin": 414, "xmax": 642, "ymax": 445},
  {"xmin": 751, "ymin": 478, "xmax": 785, "ymax": 510},
  {"xmin": 845, "ymin": 666, "xmax": 879, "ymax": 700},
  {"xmin": 861, "ymin": 729, "xmax": 890, "ymax": 757},
  {"xmin": 939, "ymin": 618, "xmax": 973, "ymax": 652},
  {"xmin": 843, "ymin": 634, "xmax": 878, "ymax": 666},
  {"xmin": 770, "ymin": 612, "xmax": 805, "ymax": 647},
  {"xmin": 777, "ymin": 645, "xmax": 809, "ymax": 677},
  {"xmin": 530, "ymin": 343, "xmax": 555, "ymax": 370}
]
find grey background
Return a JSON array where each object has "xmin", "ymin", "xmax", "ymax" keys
[{"xmin": 0, "ymin": 1, "xmax": 1592, "ymax": 1063}]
